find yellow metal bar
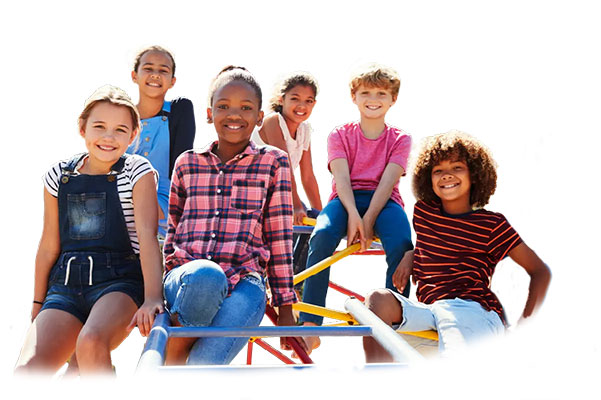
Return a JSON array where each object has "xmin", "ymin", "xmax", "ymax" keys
[
  {"xmin": 401, "ymin": 330, "xmax": 439, "ymax": 341},
  {"xmin": 301, "ymin": 217, "xmax": 316, "ymax": 226},
  {"xmin": 292, "ymin": 302, "xmax": 357, "ymax": 323},
  {"xmin": 293, "ymin": 243, "xmax": 361, "ymax": 285}
]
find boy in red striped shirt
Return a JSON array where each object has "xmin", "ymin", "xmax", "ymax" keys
[{"xmin": 363, "ymin": 130, "xmax": 551, "ymax": 361}]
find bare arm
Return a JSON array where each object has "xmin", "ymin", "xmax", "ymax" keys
[
  {"xmin": 330, "ymin": 158, "xmax": 365, "ymax": 250},
  {"xmin": 128, "ymin": 173, "xmax": 164, "ymax": 336},
  {"xmin": 259, "ymin": 116, "xmax": 305, "ymax": 223},
  {"xmin": 31, "ymin": 189, "xmax": 61, "ymax": 320},
  {"xmin": 392, "ymin": 249, "xmax": 415, "ymax": 294},
  {"xmin": 299, "ymin": 145, "xmax": 322, "ymax": 212},
  {"xmin": 508, "ymin": 242, "xmax": 551, "ymax": 319},
  {"xmin": 362, "ymin": 163, "xmax": 405, "ymax": 249}
]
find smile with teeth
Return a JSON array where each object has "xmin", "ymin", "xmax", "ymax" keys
[
  {"xmin": 147, "ymin": 82, "xmax": 161, "ymax": 87},
  {"xmin": 224, "ymin": 123, "xmax": 244, "ymax": 130},
  {"xmin": 441, "ymin": 183, "xmax": 460, "ymax": 189},
  {"xmin": 294, "ymin": 110, "xmax": 306, "ymax": 116},
  {"xmin": 97, "ymin": 145, "xmax": 116, "ymax": 151},
  {"xmin": 366, "ymin": 105, "xmax": 380, "ymax": 110}
]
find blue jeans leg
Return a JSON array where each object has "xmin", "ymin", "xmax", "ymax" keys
[
  {"xmin": 163, "ymin": 259, "xmax": 228, "ymax": 327},
  {"xmin": 187, "ymin": 275, "xmax": 266, "ymax": 365},
  {"xmin": 299, "ymin": 199, "xmax": 347, "ymax": 325},
  {"xmin": 373, "ymin": 199, "xmax": 413, "ymax": 297}
]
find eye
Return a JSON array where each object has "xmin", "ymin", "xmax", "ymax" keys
[
  {"xmin": 242, "ymin": 105, "xmax": 253, "ymax": 111},
  {"xmin": 306, "ymin": 99, "xmax": 314, "ymax": 104},
  {"xmin": 216, "ymin": 104, "xmax": 228, "ymax": 110}
]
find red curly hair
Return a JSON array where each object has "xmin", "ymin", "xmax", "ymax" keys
[{"xmin": 412, "ymin": 130, "xmax": 497, "ymax": 208}]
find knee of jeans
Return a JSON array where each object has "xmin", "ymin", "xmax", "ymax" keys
[{"xmin": 180, "ymin": 260, "xmax": 228, "ymax": 294}]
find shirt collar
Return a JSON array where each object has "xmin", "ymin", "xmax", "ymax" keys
[{"xmin": 199, "ymin": 140, "xmax": 260, "ymax": 163}]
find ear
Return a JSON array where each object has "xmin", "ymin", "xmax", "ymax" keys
[
  {"xmin": 256, "ymin": 111, "xmax": 264, "ymax": 127},
  {"xmin": 79, "ymin": 123, "xmax": 86, "ymax": 139},
  {"xmin": 351, "ymin": 92, "xmax": 357, "ymax": 105},
  {"xmin": 129, "ymin": 128, "xmax": 139, "ymax": 146},
  {"xmin": 169, "ymin": 76, "xmax": 176, "ymax": 89},
  {"xmin": 131, "ymin": 70, "xmax": 138, "ymax": 83},
  {"xmin": 391, "ymin": 94, "xmax": 398, "ymax": 105},
  {"xmin": 206, "ymin": 107, "xmax": 213, "ymax": 124}
]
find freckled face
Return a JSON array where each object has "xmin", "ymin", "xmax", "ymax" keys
[{"xmin": 352, "ymin": 85, "xmax": 395, "ymax": 119}]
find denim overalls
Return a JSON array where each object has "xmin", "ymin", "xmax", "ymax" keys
[
  {"xmin": 127, "ymin": 101, "xmax": 170, "ymax": 237},
  {"xmin": 40, "ymin": 154, "xmax": 144, "ymax": 323}
]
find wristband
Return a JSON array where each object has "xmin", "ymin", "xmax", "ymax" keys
[{"xmin": 33, "ymin": 300, "xmax": 44, "ymax": 305}]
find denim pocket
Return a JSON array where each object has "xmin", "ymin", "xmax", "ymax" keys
[
  {"xmin": 231, "ymin": 180, "xmax": 266, "ymax": 213},
  {"xmin": 67, "ymin": 192, "xmax": 106, "ymax": 240}
]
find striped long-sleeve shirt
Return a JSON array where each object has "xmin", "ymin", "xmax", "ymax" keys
[
  {"xmin": 164, "ymin": 141, "xmax": 297, "ymax": 307},
  {"xmin": 412, "ymin": 201, "xmax": 522, "ymax": 324}
]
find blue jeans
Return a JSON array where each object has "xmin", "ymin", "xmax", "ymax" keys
[
  {"xmin": 163, "ymin": 259, "xmax": 266, "ymax": 365},
  {"xmin": 299, "ymin": 191, "xmax": 413, "ymax": 325}
]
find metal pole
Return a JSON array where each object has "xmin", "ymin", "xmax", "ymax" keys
[
  {"xmin": 167, "ymin": 325, "xmax": 371, "ymax": 338},
  {"xmin": 344, "ymin": 297, "xmax": 424, "ymax": 364},
  {"xmin": 137, "ymin": 312, "xmax": 170, "ymax": 373}
]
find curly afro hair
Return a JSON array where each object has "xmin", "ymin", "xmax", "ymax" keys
[{"xmin": 412, "ymin": 130, "xmax": 497, "ymax": 208}]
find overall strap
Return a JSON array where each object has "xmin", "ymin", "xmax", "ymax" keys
[
  {"xmin": 61, "ymin": 153, "xmax": 87, "ymax": 175},
  {"xmin": 61, "ymin": 153, "xmax": 127, "ymax": 174}
]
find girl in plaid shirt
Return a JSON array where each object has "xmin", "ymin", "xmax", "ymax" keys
[{"xmin": 162, "ymin": 66, "xmax": 302, "ymax": 365}]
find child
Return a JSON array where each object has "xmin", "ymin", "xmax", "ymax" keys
[
  {"xmin": 252, "ymin": 72, "xmax": 323, "ymax": 273},
  {"xmin": 362, "ymin": 130, "xmax": 551, "ymax": 361},
  {"xmin": 129, "ymin": 45, "xmax": 196, "ymax": 238},
  {"xmin": 298, "ymin": 64, "xmax": 413, "ymax": 354},
  {"xmin": 162, "ymin": 66, "xmax": 302, "ymax": 365},
  {"xmin": 15, "ymin": 86, "xmax": 164, "ymax": 375}
]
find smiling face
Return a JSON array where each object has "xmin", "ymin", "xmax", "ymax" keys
[
  {"xmin": 131, "ymin": 50, "xmax": 176, "ymax": 98},
  {"xmin": 352, "ymin": 84, "xmax": 396, "ymax": 120},
  {"xmin": 207, "ymin": 80, "xmax": 264, "ymax": 160},
  {"xmin": 280, "ymin": 84, "xmax": 316, "ymax": 124},
  {"xmin": 431, "ymin": 158, "xmax": 472, "ymax": 214},
  {"xmin": 80, "ymin": 102, "xmax": 137, "ymax": 172}
]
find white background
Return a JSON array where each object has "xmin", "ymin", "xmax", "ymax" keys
[{"xmin": 1, "ymin": 0, "xmax": 599, "ymax": 397}]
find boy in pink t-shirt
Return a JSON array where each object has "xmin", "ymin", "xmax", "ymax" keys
[{"xmin": 298, "ymin": 64, "xmax": 413, "ymax": 354}]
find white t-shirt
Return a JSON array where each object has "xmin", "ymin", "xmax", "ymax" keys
[
  {"xmin": 252, "ymin": 113, "xmax": 312, "ymax": 171},
  {"xmin": 43, "ymin": 153, "xmax": 157, "ymax": 254}
]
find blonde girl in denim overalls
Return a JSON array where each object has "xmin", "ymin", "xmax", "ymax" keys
[{"xmin": 15, "ymin": 86, "xmax": 164, "ymax": 375}]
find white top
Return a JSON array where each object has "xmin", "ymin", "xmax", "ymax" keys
[
  {"xmin": 43, "ymin": 154, "xmax": 157, "ymax": 254},
  {"xmin": 252, "ymin": 113, "xmax": 312, "ymax": 171}
]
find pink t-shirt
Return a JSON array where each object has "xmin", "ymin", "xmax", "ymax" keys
[{"xmin": 327, "ymin": 122, "xmax": 411, "ymax": 207}]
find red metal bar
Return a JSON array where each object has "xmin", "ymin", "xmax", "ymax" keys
[
  {"xmin": 246, "ymin": 339, "xmax": 253, "ymax": 365},
  {"xmin": 265, "ymin": 305, "xmax": 313, "ymax": 364},
  {"xmin": 329, "ymin": 281, "xmax": 365, "ymax": 302},
  {"xmin": 254, "ymin": 339, "xmax": 296, "ymax": 365}
]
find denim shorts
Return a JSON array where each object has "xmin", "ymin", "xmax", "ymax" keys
[
  {"xmin": 390, "ymin": 290, "xmax": 505, "ymax": 355},
  {"xmin": 40, "ymin": 251, "xmax": 144, "ymax": 324}
]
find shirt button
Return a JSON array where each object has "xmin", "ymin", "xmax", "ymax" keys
[
  {"xmin": 215, "ymin": 211, "xmax": 220, "ymax": 216},
  {"xmin": 219, "ymin": 170, "xmax": 224, "ymax": 175},
  {"xmin": 144, "ymin": 152, "xmax": 149, "ymax": 156},
  {"xmin": 145, "ymin": 137, "xmax": 150, "ymax": 142},
  {"xmin": 217, "ymin": 188, "xmax": 222, "ymax": 194},
  {"xmin": 207, "ymin": 255, "xmax": 212, "ymax": 260},
  {"xmin": 211, "ymin": 233, "xmax": 216, "ymax": 238},
  {"xmin": 143, "ymin": 121, "xmax": 148, "ymax": 126}
]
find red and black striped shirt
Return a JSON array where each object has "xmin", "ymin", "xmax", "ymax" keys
[{"xmin": 412, "ymin": 201, "xmax": 522, "ymax": 325}]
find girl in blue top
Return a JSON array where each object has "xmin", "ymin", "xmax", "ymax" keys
[{"xmin": 128, "ymin": 45, "xmax": 196, "ymax": 238}]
